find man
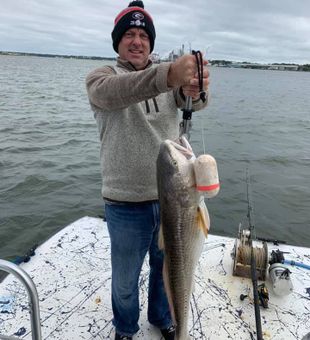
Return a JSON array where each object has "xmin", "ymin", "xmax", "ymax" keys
[{"xmin": 86, "ymin": 1, "xmax": 209, "ymax": 339}]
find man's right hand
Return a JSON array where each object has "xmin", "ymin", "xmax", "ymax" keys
[{"xmin": 167, "ymin": 54, "xmax": 208, "ymax": 88}]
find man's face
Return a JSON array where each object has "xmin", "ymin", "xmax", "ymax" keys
[{"xmin": 118, "ymin": 28, "xmax": 151, "ymax": 70}]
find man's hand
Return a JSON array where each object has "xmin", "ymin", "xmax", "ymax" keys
[
  {"xmin": 167, "ymin": 54, "xmax": 209, "ymax": 100},
  {"xmin": 182, "ymin": 67, "xmax": 209, "ymax": 100}
]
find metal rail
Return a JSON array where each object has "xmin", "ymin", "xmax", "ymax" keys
[{"xmin": 0, "ymin": 260, "xmax": 42, "ymax": 340}]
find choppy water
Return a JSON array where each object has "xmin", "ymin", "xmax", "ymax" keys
[{"xmin": 0, "ymin": 55, "xmax": 309, "ymax": 260}]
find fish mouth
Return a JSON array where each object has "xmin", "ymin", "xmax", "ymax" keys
[{"xmin": 165, "ymin": 137, "xmax": 195, "ymax": 160}]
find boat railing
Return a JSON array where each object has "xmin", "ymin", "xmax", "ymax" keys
[{"xmin": 0, "ymin": 259, "xmax": 42, "ymax": 340}]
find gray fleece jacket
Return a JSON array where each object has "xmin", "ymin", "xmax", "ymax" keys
[{"xmin": 86, "ymin": 58, "xmax": 208, "ymax": 202}]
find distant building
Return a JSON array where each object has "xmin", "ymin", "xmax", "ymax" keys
[
  {"xmin": 150, "ymin": 52, "xmax": 160, "ymax": 64},
  {"xmin": 229, "ymin": 62, "xmax": 300, "ymax": 71},
  {"xmin": 168, "ymin": 45, "xmax": 185, "ymax": 61}
]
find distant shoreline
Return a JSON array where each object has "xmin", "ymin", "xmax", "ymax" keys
[
  {"xmin": 0, "ymin": 51, "xmax": 115, "ymax": 61},
  {"xmin": 1, "ymin": 51, "xmax": 309, "ymax": 71}
]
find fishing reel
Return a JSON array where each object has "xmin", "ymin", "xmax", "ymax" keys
[
  {"xmin": 258, "ymin": 283, "xmax": 269, "ymax": 308},
  {"xmin": 240, "ymin": 283, "xmax": 269, "ymax": 308},
  {"xmin": 232, "ymin": 225, "xmax": 268, "ymax": 281}
]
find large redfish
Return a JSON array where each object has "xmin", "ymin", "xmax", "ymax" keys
[{"xmin": 157, "ymin": 139, "xmax": 210, "ymax": 340}]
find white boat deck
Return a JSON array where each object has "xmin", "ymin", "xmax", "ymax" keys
[{"xmin": 0, "ymin": 216, "xmax": 309, "ymax": 339}]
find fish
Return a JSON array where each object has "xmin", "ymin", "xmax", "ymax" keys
[{"xmin": 157, "ymin": 138, "xmax": 210, "ymax": 340}]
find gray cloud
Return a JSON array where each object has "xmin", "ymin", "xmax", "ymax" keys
[{"xmin": 0, "ymin": 0, "xmax": 309, "ymax": 63}]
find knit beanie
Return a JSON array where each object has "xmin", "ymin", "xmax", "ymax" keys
[{"xmin": 111, "ymin": 1, "xmax": 156, "ymax": 53}]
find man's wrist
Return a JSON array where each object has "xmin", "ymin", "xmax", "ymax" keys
[{"xmin": 167, "ymin": 63, "xmax": 176, "ymax": 88}]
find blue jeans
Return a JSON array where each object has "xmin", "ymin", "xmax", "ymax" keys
[{"xmin": 104, "ymin": 200, "xmax": 172, "ymax": 337}]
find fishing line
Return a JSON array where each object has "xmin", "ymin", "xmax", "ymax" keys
[
  {"xmin": 237, "ymin": 245, "xmax": 267, "ymax": 270},
  {"xmin": 201, "ymin": 126, "xmax": 206, "ymax": 154}
]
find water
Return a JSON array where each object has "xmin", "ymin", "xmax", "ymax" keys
[{"xmin": 0, "ymin": 56, "xmax": 309, "ymax": 260}]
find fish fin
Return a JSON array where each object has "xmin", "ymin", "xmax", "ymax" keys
[
  {"xmin": 197, "ymin": 199, "xmax": 210, "ymax": 238},
  {"xmin": 162, "ymin": 260, "xmax": 177, "ymax": 326},
  {"xmin": 158, "ymin": 224, "xmax": 165, "ymax": 250}
]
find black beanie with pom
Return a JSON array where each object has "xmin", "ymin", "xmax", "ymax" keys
[{"xmin": 111, "ymin": 1, "xmax": 156, "ymax": 53}]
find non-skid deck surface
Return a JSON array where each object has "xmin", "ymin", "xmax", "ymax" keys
[{"xmin": 1, "ymin": 216, "xmax": 309, "ymax": 339}]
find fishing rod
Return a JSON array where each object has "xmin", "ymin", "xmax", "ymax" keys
[
  {"xmin": 246, "ymin": 168, "xmax": 264, "ymax": 340},
  {"xmin": 256, "ymin": 237, "xmax": 286, "ymax": 245},
  {"xmin": 180, "ymin": 96, "xmax": 193, "ymax": 140}
]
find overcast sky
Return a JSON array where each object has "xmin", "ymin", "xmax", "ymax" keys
[{"xmin": 1, "ymin": 0, "xmax": 309, "ymax": 64}]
